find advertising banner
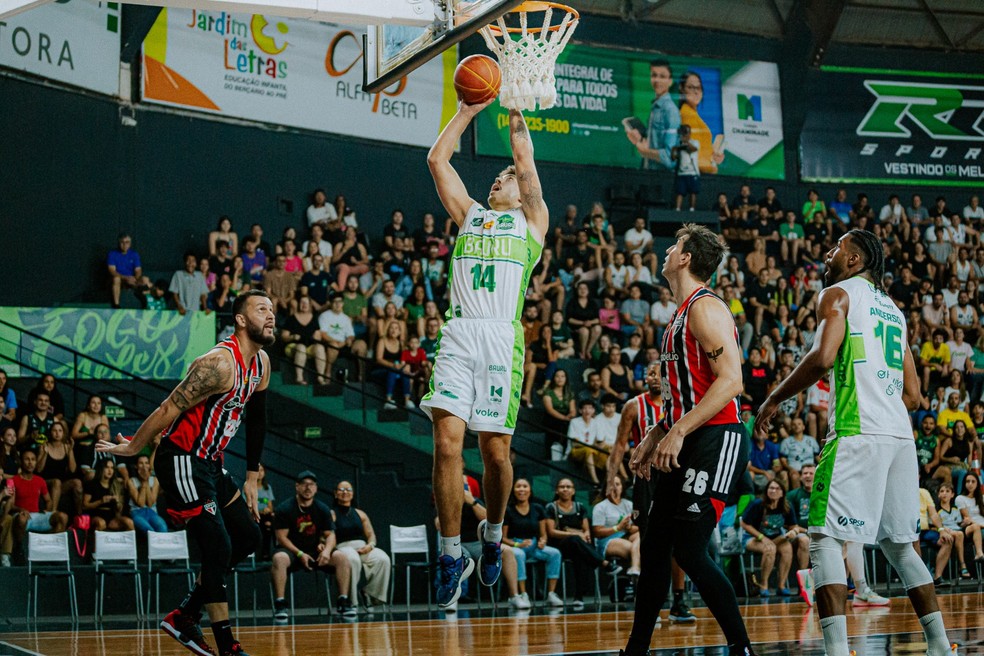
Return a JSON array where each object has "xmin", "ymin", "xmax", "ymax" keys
[
  {"xmin": 801, "ymin": 66, "xmax": 984, "ymax": 186},
  {"xmin": 141, "ymin": 9, "xmax": 457, "ymax": 148},
  {"xmin": 0, "ymin": 307, "xmax": 215, "ymax": 380},
  {"xmin": 0, "ymin": 0, "xmax": 121, "ymax": 96},
  {"xmin": 476, "ymin": 44, "xmax": 784, "ymax": 179}
]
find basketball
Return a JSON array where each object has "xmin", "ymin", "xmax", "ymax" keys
[{"xmin": 453, "ymin": 55, "xmax": 501, "ymax": 105}]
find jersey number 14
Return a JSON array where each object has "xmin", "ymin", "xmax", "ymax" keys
[{"xmin": 470, "ymin": 264, "xmax": 496, "ymax": 292}]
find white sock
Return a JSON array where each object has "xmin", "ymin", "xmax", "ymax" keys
[
  {"xmin": 919, "ymin": 611, "xmax": 952, "ymax": 656},
  {"xmin": 819, "ymin": 615, "xmax": 850, "ymax": 656},
  {"xmin": 441, "ymin": 536, "xmax": 462, "ymax": 560},
  {"xmin": 483, "ymin": 521, "xmax": 503, "ymax": 544}
]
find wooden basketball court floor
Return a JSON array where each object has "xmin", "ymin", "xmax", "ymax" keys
[{"xmin": 2, "ymin": 593, "xmax": 983, "ymax": 656}]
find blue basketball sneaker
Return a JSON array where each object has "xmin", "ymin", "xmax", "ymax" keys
[
  {"xmin": 477, "ymin": 519, "xmax": 503, "ymax": 587},
  {"xmin": 436, "ymin": 554, "xmax": 474, "ymax": 608}
]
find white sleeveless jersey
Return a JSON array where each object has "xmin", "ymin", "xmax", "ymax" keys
[
  {"xmin": 447, "ymin": 203, "xmax": 543, "ymax": 320},
  {"xmin": 827, "ymin": 276, "xmax": 912, "ymax": 441}
]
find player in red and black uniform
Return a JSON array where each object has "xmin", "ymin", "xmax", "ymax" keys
[
  {"xmin": 607, "ymin": 362, "xmax": 695, "ymax": 623},
  {"xmin": 619, "ymin": 225, "xmax": 754, "ymax": 656},
  {"xmin": 98, "ymin": 290, "xmax": 274, "ymax": 656}
]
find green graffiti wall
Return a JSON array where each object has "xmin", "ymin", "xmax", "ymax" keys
[{"xmin": 0, "ymin": 307, "xmax": 215, "ymax": 380}]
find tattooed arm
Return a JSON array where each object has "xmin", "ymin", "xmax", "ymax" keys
[
  {"xmin": 508, "ymin": 110, "xmax": 549, "ymax": 240},
  {"xmin": 96, "ymin": 350, "xmax": 234, "ymax": 457}
]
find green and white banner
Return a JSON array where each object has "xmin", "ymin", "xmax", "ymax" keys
[
  {"xmin": 0, "ymin": 307, "xmax": 215, "ymax": 380},
  {"xmin": 0, "ymin": 0, "xmax": 121, "ymax": 96},
  {"xmin": 476, "ymin": 44, "xmax": 785, "ymax": 179},
  {"xmin": 801, "ymin": 66, "xmax": 984, "ymax": 186}
]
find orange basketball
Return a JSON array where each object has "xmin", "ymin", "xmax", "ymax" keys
[{"xmin": 454, "ymin": 54, "xmax": 501, "ymax": 105}]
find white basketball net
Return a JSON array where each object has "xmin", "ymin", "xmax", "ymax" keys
[{"xmin": 479, "ymin": 5, "xmax": 578, "ymax": 112}]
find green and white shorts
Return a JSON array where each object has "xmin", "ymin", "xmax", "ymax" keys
[
  {"xmin": 419, "ymin": 318, "xmax": 524, "ymax": 434},
  {"xmin": 809, "ymin": 433, "xmax": 919, "ymax": 544}
]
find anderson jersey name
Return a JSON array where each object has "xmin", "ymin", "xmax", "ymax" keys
[
  {"xmin": 448, "ymin": 203, "xmax": 543, "ymax": 321},
  {"xmin": 827, "ymin": 276, "xmax": 911, "ymax": 441},
  {"xmin": 164, "ymin": 335, "xmax": 264, "ymax": 461}
]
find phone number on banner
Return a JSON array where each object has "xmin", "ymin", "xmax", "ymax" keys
[{"xmin": 496, "ymin": 113, "xmax": 570, "ymax": 134}]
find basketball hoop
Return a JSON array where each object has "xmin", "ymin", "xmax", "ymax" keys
[{"xmin": 478, "ymin": 1, "xmax": 579, "ymax": 112}]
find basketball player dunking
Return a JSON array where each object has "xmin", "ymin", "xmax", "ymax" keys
[
  {"xmin": 622, "ymin": 225, "xmax": 755, "ymax": 656},
  {"xmin": 755, "ymin": 230, "xmax": 953, "ymax": 656},
  {"xmin": 98, "ymin": 290, "xmax": 273, "ymax": 656},
  {"xmin": 422, "ymin": 99, "xmax": 548, "ymax": 607},
  {"xmin": 607, "ymin": 361, "xmax": 695, "ymax": 623}
]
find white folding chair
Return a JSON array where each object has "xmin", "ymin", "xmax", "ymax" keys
[
  {"xmin": 94, "ymin": 530, "xmax": 144, "ymax": 620},
  {"xmin": 389, "ymin": 525, "xmax": 433, "ymax": 611},
  {"xmin": 146, "ymin": 531, "xmax": 195, "ymax": 616},
  {"xmin": 26, "ymin": 531, "xmax": 79, "ymax": 621}
]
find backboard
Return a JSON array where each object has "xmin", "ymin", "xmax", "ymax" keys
[{"xmin": 364, "ymin": 0, "xmax": 523, "ymax": 93}]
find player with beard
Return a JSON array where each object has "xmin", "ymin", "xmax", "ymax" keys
[
  {"xmin": 755, "ymin": 230, "xmax": 953, "ymax": 656},
  {"xmin": 98, "ymin": 290, "xmax": 275, "ymax": 656},
  {"xmin": 607, "ymin": 361, "xmax": 694, "ymax": 623}
]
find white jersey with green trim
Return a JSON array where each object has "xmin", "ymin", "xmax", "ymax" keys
[
  {"xmin": 827, "ymin": 276, "xmax": 912, "ymax": 441},
  {"xmin": 447, "ymin": 203, "xmax": 543, "ymax": 321}
]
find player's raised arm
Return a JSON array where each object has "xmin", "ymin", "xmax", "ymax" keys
[
  {"xmin": 427, "ymin": 100, "xmax": 493, "ymax": 226},
  {"xmin": 508, "ymin": 109, "xmax": 549, "ymax": 238},
  {"xmin": 97, "ymin": 351, "xmax": 234, "ymax": 457}
]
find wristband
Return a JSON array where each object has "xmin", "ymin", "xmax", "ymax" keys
[
  {"xmin": 296, "ymin": 550, "xmax": 304, "ymax": 558},
  {"xmin": 514, "ymin": 540, "xmax": 521, "ymax": 547},
  {"xmin": 756, "ymin": 534, "xmax": 763, "ymax": 542}
]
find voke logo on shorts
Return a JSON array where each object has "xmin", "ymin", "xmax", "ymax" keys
[
  {"xmin": 837, "ymin": 515, "xmax": 865, "ymax": 528},
  {"xmin": 475, "ymin": 408, "xmax": 500, "ymax": 418},
  {"xmin": 204, "ymin": 500, "xmax": 217, "ymax": 515}
]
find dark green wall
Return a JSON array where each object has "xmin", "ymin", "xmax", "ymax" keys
[{"xmin": 2, "ymin": 15, "xmax": 982, "ymax": 305}]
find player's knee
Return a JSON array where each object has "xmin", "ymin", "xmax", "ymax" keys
[
  {"xmin": 810, "ymin": 533, "xmax": 847, "ymax": 589},
  {"xmin": 879, "ymin": 538, "xmax": 933, "ymax": 590}
]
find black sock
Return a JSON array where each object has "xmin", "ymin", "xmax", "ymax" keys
[
  {"xmin": 673, "ymin": 589, "xmax": 684, "ymax": 604},
  {"xmin": 179, "ymin": 585, "xmax": 206, "ymax": 617},
  {"xmin": 211, "ymin": 620, "xmax": 235, "ymax": 652}
]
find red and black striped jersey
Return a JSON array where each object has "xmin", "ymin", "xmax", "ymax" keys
[
  {"xmin": 659, "ymin": 287, "xmax": 741, "ymax": 430},
  {"xmin": 164, "ymin": 335, "xmax": 265, "ymax": 462},
  {"xmin": 629, "ymin": 392, "xmax": 663, "ymax": 448}
]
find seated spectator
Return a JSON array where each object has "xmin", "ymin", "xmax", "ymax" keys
[
  {"xmin": 741, "ymin": 347, "xmax": 773, "ymax": 412},
  {"xmin": 805, "ymin": 375, "xmax": 829, "ymax": 439},
  {"xmin": 943, "ymin": 370, "xmax": 971, "ymax": 413},
  {"xmin": 930, "ymin": 483, "xmax": 971, "ymax": 584},
  {"xmin": 282, "ymin": 296, "xmax": 325, "ymax": 385},
  {"xmin": 11, "ymin": 450, "xmax": 69, "ymax": 544},
  {"xmin": 1, "ymin": 427, "xmax": 19, "ymax": 480},
  {"xmin": 401, "ymin": 335, "xmax": 429, "ymax": 400},
  {"xmin": 785, "ymin": 463, "xmax": 814, "ymax": 577},
  {"xmin": 528, "ymin": 248, "xmax": 565, "ymax": 321},
  {"xmin": 779, "ymin": 417, "xmax": 819, "ymax": 490},
  {"xmin": 302, "ymin": 223, "xmax": 333, "ymax": 262},
  {"xmin": 577, "ymin": 371, "xmax": 604, "ymax": 414},
  {"xmin": 329, "ymin": 480, "xmax": 391, "ymax": 609},
  {"xmin": 331, "ymin": 228, "xmax": 370, "ymax": 293},
  {"xmin": 620, "ymin": 284, "xmax": 652, "ymax": 345},
  {"xmin": 198, "ymin": 255, "xmax": 216, "ymax": 292},
  {"xmin": 36, "ymin": 420, "xmax": 81, "ymax": 515},
  {"xmin": 209, "ymin": 239, "xmax": 236, "ymax": 280},
  {"xmin": 740, "ymin": 480, "xmax": 797, "ymax": 597},
  {"xmin": 748, "ymin": 427, "xmax": 781, "ymax": 492},
  {"xmin": 568, "ymin": 400, "xmax": 601, "ymax": 479},
  {"xmin": 281, "ymin": 239, "xmax": 304, "ymax": 277},
  {"xmin": 395, "ymin": 260, "xmax": 431, "ymax": 302},
  {"xmin": 523, "ymin": 326, "xmax": 557, "ymax": 407},
  {"xmin": 0, "ymin": 480, "xmax": 14, "ymax": 565},
  {"xmin": 592, "ymin": 395, "xmax": 623, "ymax": 477},
  {"xmin": 412, "ymin": 212, "xmax": 448, "ymax": 258},
  {"xmin": 935, "ymin": 419, "xmax": 977, "ymax": 495},
  {"xmin": 17, "ymin": 390, "xmax": 55, "ymax": 453},
  {"xmin": 938, "ymin": 394, "xmax": 974, "ymax": 438},
  {"xmin": 341, "ymin": 275, "xmax": 370, "ymax": 340},
  {"xmin": 600, "ymin": 345, "xmax": 633, "ymax": 404},
  {"xmin": 504, "ymin": 478, "xmax": 563, "ymax": 607},
  {"xmin": 169, "ymin": 253, "xmax": 209, "ymax": 315},
  {"xmin": 334, "ymin": 194, "xmax": 358, "ymax": 232},
  {"xmin": 126, "ymin": 454, "xmax": 167, "ymax": 534},
  {"xmin": 208, "ymin": 215, "xmax": 239, "ymax": 256},
  {"xmin": 542, "ymin": 370, "xmax": 575, "ymax": 459},
  {"xmin": 915, "ymin": 415, "xmax": 940, "ymax": 485},
  {"xmin": 145, "ymin": 278, "xmax": 171, "ymax": 310},
  {"xmin": 567, "ymin": 282, "xmax": 602, "ymax": 359},
  {"xmin": 779, "ymin": 211, "xmax": 805, "ymax": 265},
  {"xmin": 271, "ymin": 471, "xmax": 354, "ymax": 621},
  {"xmin": 435, "ymin": 475, "xmax": 527, "ymax": 608},
  {"xmin": 318, "ymin": 294, "xmax": 368, "ymax": 383},
  {"xmin": 107, "ymin": 232, "xmax": 151, "ymax": 308},
  {"xmin": 307, "ymin": 188, "xmax": 337, "ymax": 228},
  {"xmin": 554, "ymin": 204, "xmax": 580, "ymax": 258},
  {"xmin": 957, "ymin": 472, "xmax": 984, "ymax": 563},
  {"xmin": 0, "ymin": 369, "xmax": 16, "ymax": 423},
  {"xmin": 603, "ymin": 251, "xmax": 631, "ymax": 299},
  {"xmin": 591, "ymin": 474, "xmax": 640, "ymax": 576},
  {"xmin": 83, "ymin": 458, "xmax": 134, "ymax": 533},
  {"xmin": 420, "ymin": 316, "xmax": 441, "ymax": 364},
  {"xmin": 263, "ymin": 254, "xmax": 298, "ymax": 316},
  {"xmin": 599, "ymin": 294, "xmax": 622, "ymax": 340},
  {"xmin": 240, "ymin": 237, "xmax": 268, "ymax": 284},
  {"xmin": 257, "ymin": 463, "xmax": 277, "ymax": 559},
  {"xmin": 546, "ymin": 478, "xmax": 611, "ymax": 609},
  {"xmin": 371, "ymin": 280, "xmax": 405, "ymax": 343},
  {"xmin": 649, "ymin": 286, "xmax": 677, "ymax": 348},
  {"xmin": 375, "ymin": 321, "xmax": 414, "ymax": 410},
  {"xmin": 28, "ymin": 374, "xmax": 65, "ymax": 420}
]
